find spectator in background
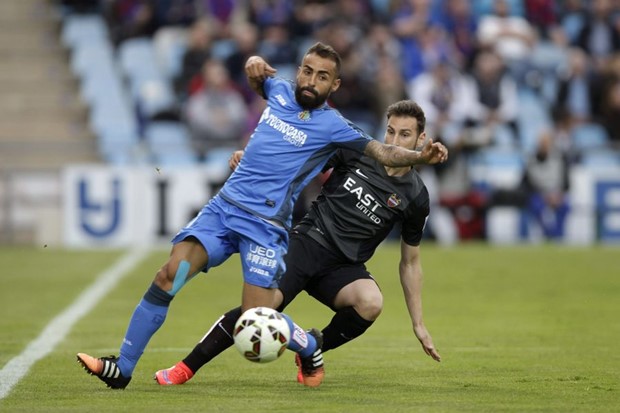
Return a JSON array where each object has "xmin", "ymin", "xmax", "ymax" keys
[
  {"xmin": 420, "ymin": 56, "xmax": 490, "ymax": 241},
  {"xmin": 462, "ymin": 49, "xmax": 519, "ymax": 143},
  {"xmin": 197, "ymin": 0, "xmax": 239, "ymax": 39},
  {"xmin": 590, "ymin": 53, "xmax": 620, "ymax": 144},
  {"xmin": 559, "ymin": 0, "xmax": 588, "ymax": 44},
  {"xmin": 549, "ymin": 107, "xmax": 578, "ymax": 164},
  {"xmin": 554, "ymin": 47, "xmax": 595, "ymax": 125},
  {"xmin": 370, "ymin": 55, "xmax": 408, "ymax": 136},
  {"xmin": 318, "ymin": 19, "xmax": 378, "ymax": 133},
  {"xmin": 407, "ymin": 58, "xmax": 469, "ymax": 143},
  {"xmin": 522, "ymin": 130, "xmax": 570, "ymax": 241},
  {"xmin": 151, "ymin": 0, "xmax": 198, "ymax": 29},
  {"xmin": 174, "ymin": 18, "xmax": 213, "ymax": 100},
  {"xmin": 334, "ymin": 0, "xmax": 374, "ymax": 28},
  {"xmin": 390, "ymin": 0, "xmax": 436, "ymax": 81},
  {"xmin": 477, "ymin": 0, "xmax": 537, "ymax": 84},
  {"xmin": 436, "ymin": 0, "xmax": 479, "ymax": 69},
  {"xmin": 104, "ymin": 0, "xmax": 156, "ymax": 46},
  {"xmin": 224, "ymin": 21, "xmax": 260, "ymax": 103},
  {"xmin": 524, "ymin": 0, "xmax": 557, "ymax": 39},
  {"xmin": 597, "ymin": 54, "xmax": 620, "ymax": 144},
  {"xmin": 290, "ymin": 0, "xmax": 334, "ymax": 39},
  {"xmin": 573, "ymin": 0, "xmax": 620, "ymax": 71},
  {"xmin": 184, "ymin": 59, "xmax": 248, "ymax": 161},
  {"xmin": 257, "ymin": 24, "xmax": 298, "ymax": 79},
  {"xmin": 357, "ymin": 22, "xmax": 402, "ymax": 82}
]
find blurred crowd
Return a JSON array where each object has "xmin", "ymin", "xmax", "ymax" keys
[{"xmin": 56, "ymin": 0, "xmax": 620, "ymax": 243}]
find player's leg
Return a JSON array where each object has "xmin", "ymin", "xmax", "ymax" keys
[
  {"xmin": 77, "ymin": 240, "xmax": 209, "ymax": 389},
  {"xmin": 238, "ymin": 221, "xmax": 324, "ymax": 387},
  {"xmin": 323, "ymin": 278, "xmax": 382, "ymax": 351},
  {"xmin": 155, "ymin": 233, "xmax": 313, "ymax": 385},
  {"xmin": 155, "ymin": 288, "xmax": 289, "ymax": 386},
  {"xmin": 307, "ymin": 265, "xmax": 381, "ymax": 352},
  {"xmin": 77, "ymin": 197, "xmax": 233, "ymax": 389}
]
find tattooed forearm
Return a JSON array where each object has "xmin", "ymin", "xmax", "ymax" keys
[{"xmin": 364, "ymin": 140, "xmax": 422, "ymax": 167}]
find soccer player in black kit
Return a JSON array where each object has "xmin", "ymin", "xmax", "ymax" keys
[{"xmin": 154, "ymin": 100, "xmax": 443, "ymax": 386}]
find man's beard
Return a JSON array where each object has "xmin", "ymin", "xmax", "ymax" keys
[{"xmin": 295, "ymin": 86, "xmax": 328, "ymax": 110}]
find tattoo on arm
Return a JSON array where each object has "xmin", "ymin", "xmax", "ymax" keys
[{"xmin": 364, "ymin": 140, "xmax": 422, "ymax": 167}]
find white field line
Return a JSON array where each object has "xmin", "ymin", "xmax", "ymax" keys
[{"xmin": 0, "ymin": 248, "xmax": 150, "ymax": 399}]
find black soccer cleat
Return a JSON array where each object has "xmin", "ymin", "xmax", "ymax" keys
[{"xmin": 76, "ymin": 353, "xmax": 132, "ymax": 389}]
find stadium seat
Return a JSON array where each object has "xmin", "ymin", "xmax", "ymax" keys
[
  {"xmin": 61, "ymin": 14, "xmax": 109, "ymax": 49},
  {"xmin": 517, "ymin": 90, "xmax": 551, "ymax": 153},
  {"xmin": 153, "ymin": 27, "xmax": 189, "ymax": 80},
  {"xmin": 468, "ymin": 148, "xmax": 525, "ymax": 190},
  {"xmin": 492, "ymin": 124, "xmax": 518, "ymax": 149},
  {"xmin": 571, "ymin": 123, "xmax": 610, "ymax": 151},
  {"xmin": 211, "ymin": 39, "xmax": 237, "ymax": 60},
  {"xmin": 97, "ymin": 129, "xmax": 141, "ymax": 165},
  {"xmin": 135, "ymin": 79, "xmax": 177, "ymax": 119},
  {"xmin": 117, "ymin": 37, "xmax": 162, "ymax": 82},
  {"xmin": 89, "ymin": 101, "xmax": 138, "ymax": 139},
  {"xmin": 579, "ymin": 150, "xmax": 620, "ymax": 170},
  {"xmin": 144, "ymin": 121, "xmax": 197, "ymax": 164},
  {"xmin": 70, "ymin": 44, "xmax": 115, "ymax": 79}
]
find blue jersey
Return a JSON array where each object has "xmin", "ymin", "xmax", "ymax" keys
[{"xmin": 219, "ymin": 77, "xmax": 373, "ymax": 228}]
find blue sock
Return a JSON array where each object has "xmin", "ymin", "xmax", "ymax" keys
[
  {"xmin": 281, "ymin": 313, "xmax": 317, "ymax": 358},
  {"xmin": 117, "ymin": 283, "xmax": 172, "ymax": 376}
]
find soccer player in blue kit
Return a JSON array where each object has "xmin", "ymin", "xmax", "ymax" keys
[{"xmin": 76, "ymin": 43, "xmax": 448, "ymax": 389}]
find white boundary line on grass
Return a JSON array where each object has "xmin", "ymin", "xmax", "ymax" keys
[{"xmin": 0, "ymin": 248, "xmax": 150, "ymax": 400}]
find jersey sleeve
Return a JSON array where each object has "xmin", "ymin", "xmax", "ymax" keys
[
  {"xmin": 401, "ymin": 186, "xmax": 430, "ymax": 246},
  {"xmin": 330, "ymin": 113, "xmax": 373, "ymax": 153},
  {"xmin": 262, "ymin": 76, "xmax": 275, "ymax": 98}
]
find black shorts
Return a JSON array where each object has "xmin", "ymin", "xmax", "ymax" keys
[{"xmin": 277, "ymin": 232, "xmax": 377, "ymax": 312}]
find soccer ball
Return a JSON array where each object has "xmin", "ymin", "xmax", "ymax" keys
[{"xmin": 233, "ymin": 307, "xmax": 290, "ymax": 363}]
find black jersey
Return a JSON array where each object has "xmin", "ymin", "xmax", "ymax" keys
[{"xmin": 294, "ymin": 149, "xmax": 430, "ymax": 263}]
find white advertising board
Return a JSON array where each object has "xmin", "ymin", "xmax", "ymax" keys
[{"xmin": 63, "ymin": 165, "xmax": 230, "ymax": 248}]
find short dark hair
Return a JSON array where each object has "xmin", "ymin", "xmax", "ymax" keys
[
  {"xmin": 386, "ymin": 100, "xmax": 426, "ymax": 135},
  {"xmin": 304, "ymin": 42, "xmax": 341, "ymax": 76}
]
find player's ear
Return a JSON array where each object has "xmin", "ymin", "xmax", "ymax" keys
[
  {"xmin": 415, "ymin": 132, "xmax": 427, "ymax": 151},
  {"xmin": 330, "ymin": 78, "xmax": 341, "ymax": 93}
]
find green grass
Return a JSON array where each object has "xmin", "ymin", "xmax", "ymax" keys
[{"xmin": 1, "ymin": 243, "xmax": 619, "ymax": 412}]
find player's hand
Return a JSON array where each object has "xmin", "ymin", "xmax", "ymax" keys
[
  {"xmin": 419, "ymin": 138, "xmax": 448, "ymax": 165},
  {"xmin": 245, "ymin": 56, "xmax": 277, "ymax": 82},
  {"xmin": 229, "ymin": 150, "xmax": 244, "ymax": 170},
  {"xmin": 414, "ymin": 324, "xmax": 441, "ymax": 362}
]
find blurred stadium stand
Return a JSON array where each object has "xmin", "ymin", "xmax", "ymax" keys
[
  {"xmin": 1, "ymin": 0, "xmax": 620, "ymax": 246},
  {"xmin": 0, "ymin": 0, "xmax": 100, "ymax": 244}
]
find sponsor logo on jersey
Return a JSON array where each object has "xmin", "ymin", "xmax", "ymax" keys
[
  {"xmin": 258, "ymin": 106, "xmax": 308, "ymax": 147},
  {"xmin": 355, "ymin": 168, "xmax": 369, "ymax": 179},
  {"xmin": 343, "ymin": 176, "xmax": 382, "ymax": 224},
  {"xmin": 275, "ymin": 94, "xmax": 288, "ymax": 106},
  {"xmin": 387, "ymin": 194, "xmax": 401, "ymax": 208},
  {"xmin": 298, "ymin": 110, "xmax": 311, "ymax": 121}
]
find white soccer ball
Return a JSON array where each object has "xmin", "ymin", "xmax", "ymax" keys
[{"xmin": 233, "ymin": 307, "xmax": 291, "ymax": 363}]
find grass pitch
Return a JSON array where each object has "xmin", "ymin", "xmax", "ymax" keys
[{"xmin": 0, "ymin": 243, "xmax": 618, "ymax": 412}]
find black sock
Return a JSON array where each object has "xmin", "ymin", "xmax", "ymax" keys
[
  {"xmin": 182, "ymin": 307, "xmax": 242, "ymax": 373},
  {"xmin": 321, "ymin": 306, "xmax": 374, "ymax": 352}
]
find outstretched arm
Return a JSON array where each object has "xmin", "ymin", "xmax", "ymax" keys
[
  {"xmin": 364, "ymin": 138, "xmax": 448, "ymax": 167},
  {"xmin": 399, "ymin": 241, "xmax": 441, "ymax": 362},
  {"xmin": 244, "ymin": 56, "xmax": 277, "ymax": 98}
]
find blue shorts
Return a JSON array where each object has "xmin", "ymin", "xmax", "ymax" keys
[{"xmin": 172, "ymin": 195, "xmax": 288, "ymax": 288}]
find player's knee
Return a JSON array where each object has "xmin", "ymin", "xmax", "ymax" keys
[
  {"xmin": 154, "ymin": 263, "xmax": 173, "ymax": 289},
  {"xmin": 154, "ymin": 259, "xmax": 191, "ymax": 296},
  {"xmin": 355, "ymin": 292, "xmax": 383, "ymax": 321}
]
